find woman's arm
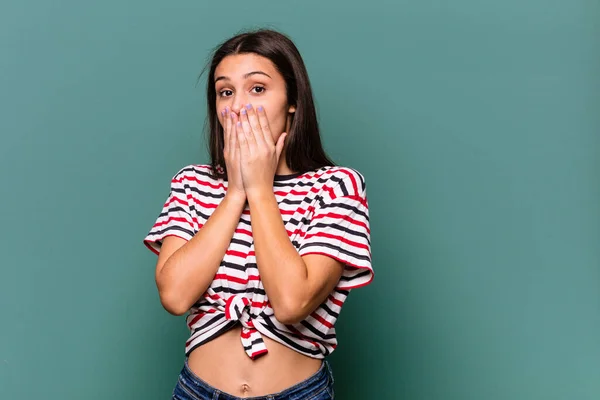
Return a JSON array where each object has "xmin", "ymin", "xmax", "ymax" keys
[
  {"xmin": 234, "ymin": 104, "xmax": 345, "ymax": 324},
  {"xmin": 155, "ymin": 107, "xmax": 248, "ymax": 316},
  {"xmin": 155, "ymin": 192, "xmax": 246, "ymax": 316},
  {"xmin": 247, "ymin": 190, "xmax": 344, "ymax": 325}
]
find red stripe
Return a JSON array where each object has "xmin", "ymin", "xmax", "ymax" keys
[
  {"xmin": 336, "ymin": 168, "xmax": 359, "ymax": 194},
  {"xmin": 307, "ymin": 168, "xmax": 337, "ymax": 181},
  {"xmin": 143, "ymin": 233, "xmax": 192, "ymax": 255},
  {"xmin": 214, "ymin": 274, "xmax": 260, "ymax": 284},
  {"xmin": 328, "ymin": 295, "xmax": 344, "ymax": 308},
  {"xmin": 304, "ymin": 231, "xmax": 369, "ymax": 251},
  {"xmin": 315, "ymin": 184, "xmax": 336, "ymax": 200},
  {"xmin": 251, "ymin": 300, "xmax": 269, "ymax": 308},
  {"xmin": 287, "ymin": 325, "xmax": 321, "ymax": 349},
  {"xmin": 235, "ymin": 228, "xmax": 253, "ymax": 237},
  {"xmin": 204, "ymin": 292, "xmax": 220, "ymax": 300},
  {"xmin": 226, "ymin": 249, "xmax": 248, "ymax": 258},
  {"xmin": 310, "ymin": 312, "xmax": 333, "ymax": 329},
  {"xmin": 173, "ymin": 174, "xmax": 226, "ymax": 191},
  {"xmin": 341, "ymin": 195, "xmax": 368, "ymax": 208},
  {"xmin": 312, "ymin": 211, "xmax": 370, "ymax": 233},
  {"xmin": 250, "ymin": 349, "xmax": 268, "ymax": 359},
  {"xmin": 187, "ymin": 313, "xmax": 204, "ymax": 328},
  {"xmin": 224, "ymin": 297, "xmax": 233, "ymax": 319},
  {"xmin": 240, "ymin": 329, "xmax": 254, "ymax": 339},
  {"xmin": 152, "ymin": 216, "xmax": 193, "ymax": 229},
  {"xmin": 299, "ymin": 251, "xmax": 373, "ymax": 274},
  {"xmin": 286, "ymin": 228, "xmax": 307, "ymax": 238},
  {"xmin": 279, "ymin": 209, "xmax": 299, "ymax": 215},
  {"xmin": 273, "ymin": 189, "xmax": 309, "ymax": 197},
  {"xmin": 164, "ymin": 195, "xmax": 187, "ymax": 207},
  {"xmin": 188, "ymin": 196, "xmax": 218, "ymax": 210}
]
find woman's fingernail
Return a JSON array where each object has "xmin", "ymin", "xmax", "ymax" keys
[
  {"xmin": 257, "ymin": 105, "xmax": 263, "ymax": 112},
  {"xmin": 225, "ymin": 106, "xmax": 230, "ymax": 114},
  {"xmin": 246, "ymin": 104, "xmax": 252, "ymax": 110},
  {"xmin": 237, "ymin": 121, "xmax": 242, "ymax": 127},
  {"xmin": 221, "ymin": 110, "xmax": 225, "ymax": 117},
  {"xmin": 241, "ymin": 108, "xmax": 246, "ymax": 115}
]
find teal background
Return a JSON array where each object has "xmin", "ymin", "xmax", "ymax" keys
[{"xmin": 1, "ymin": 0, "xmax": 599, "ymax": 399}]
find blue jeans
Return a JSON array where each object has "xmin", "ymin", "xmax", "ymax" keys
[{"xmin": 172, "ymin": 359, "xmax": 335, "ymax": 400}]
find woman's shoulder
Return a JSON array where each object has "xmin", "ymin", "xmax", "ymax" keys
[
  {"xmin": 315, "ymin": 165, "xmax": 367, "ymax": 197},
  {"xmin": 169, "ymin": 164, "xmax": 223, "ymax": 187}
]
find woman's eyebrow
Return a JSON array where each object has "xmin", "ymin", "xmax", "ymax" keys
[{"xmin": 214, "ymin": 71, "xmax": 272, "ymax": 83}]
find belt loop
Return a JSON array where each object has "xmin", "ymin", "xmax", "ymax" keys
[{"xmin": 325, "ymin": 360, "xmax": 335, "ymax": 384}]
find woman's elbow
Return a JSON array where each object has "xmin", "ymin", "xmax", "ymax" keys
[
  {"xmin": 158, "ymin": 290, "xmax": 191, "ymax": 316},
  {"xmin": 272, "ymin": 298, "xmax": 310, "ymax": 325}
]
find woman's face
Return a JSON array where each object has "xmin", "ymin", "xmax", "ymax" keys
[{"xmin": 214, "ymin": 53, "xmax": 295, "ymax": 143}]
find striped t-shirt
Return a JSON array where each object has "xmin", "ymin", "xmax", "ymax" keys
[{"xmin": 143, "ymin": 164, "xmax": 373, "ymax": 359}]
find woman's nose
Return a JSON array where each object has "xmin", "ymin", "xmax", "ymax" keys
[{"xmin": 230, "ymin": 95, "xmax": 248, "ymax": 115}]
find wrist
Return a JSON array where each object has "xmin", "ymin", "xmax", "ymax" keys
[
  {"xmin": 246, "ymin": 187, "xmax": 274, "ymax": 205},
  {"xmin": 224, "ymin": 190, "xmax": 247, "ymax": 207}
]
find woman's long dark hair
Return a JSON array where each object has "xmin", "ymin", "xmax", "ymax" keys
[{"xmin": 200, "ymin": 28, "xmax": 335, "ymax": 179}]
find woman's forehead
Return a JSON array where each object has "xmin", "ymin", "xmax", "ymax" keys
[{"xmin": 215, "ymin": 53, "xmax": 279, "ymax": 80}]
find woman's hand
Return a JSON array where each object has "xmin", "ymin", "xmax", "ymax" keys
[
  {"xmin": 222, "ymin": 107, "xmax": 246, "ymax": 201},
  {"xmin": 236, "ymin": 104, "xmax": 287, "ymax": 196}
]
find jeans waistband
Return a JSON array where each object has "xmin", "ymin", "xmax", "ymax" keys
[{"xmin": 178, "ymin": 358, "xmax": 333, "ymax": 400}]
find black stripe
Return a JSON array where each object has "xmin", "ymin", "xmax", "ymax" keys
[
  {"xmin": 277, "ymin": 197, "xmax": 305, "ymax": 206},
  {"xmin": 178, "ymin": 166, "xmax": 215, "ymax": 181},
  {"xmin": 259, "ymin": 317, "xmax": 322, "ymax": 356},
  {"xmin": 299, "ymin": 320, "xmax": 336, "ymax": 340},
  {"xmin": 158, "ymin": 206, "xmax": 190, "ymax": 218},
  {"xmin": 187, "ymin": 205, "xmax": 211, "ymax": 222},
  {"xmin": 272, "ymin": 167, "xmax": 326, "ymax": 188},
  {"xmin": 149, "ymin": 225, "xmax": 194, "ymax": 239},
  {"xmin": 243, "ymin": 338, "xmax": 266, "ymax": 351},
  {"xmin": 335, "ymin": 176, "xmax": 349, "ymax": 197},
  {"xmin": 299, "ymin": 242, "xmax": 371, "ymax": 263},
  {"xmin": 185, "ymin": 321, "xmax": 237, "ymax": 356},
  {"xmin": 283, "ymin": 216, "xmax": 312, "ymax": 229},
  {"xmin": 236, "ymin": 217, "xmax": 252, "ymax": 228},
  {"xmin": 307, "ymin": 221, "xmax": 370, "ymax": 244},
  {"xmin": 220, "ymin": 261, "xmax": 248, "ymax": 272},
  {"xmin": 210, "ymin": 286, "xmax": 266, "ymax": 296},
  {"xmin": 355, "ymin": 170, "xmax": 366, "ymax": 193},
  {"xmin": 339, "ymin": 268, "xmax": 372, "ymax": 282},
  {"xmin": 346, "ymin": 168, "xmax": 366, "ymax": 194},
  {"xmin": 320, "ymin": 303, "xmax": 339, "ymax": 319},
  {"xmin": 230, "ymin": 237, "xmax": 253, "ymax": 248},
  {"xmin": 170, "ymin": 187, "xmax": 186, "ymax": 196},
  {"xmin": 190, "ymin": 313, "xmax": 226, "ymax": 333},
  {"xmin": 320, "ymin": 201, "xmax": 368, "ymax": 220},
  {"xmin": 233, "ymin": 303, "xmax": 242, "ymax": 318},
  {"xmin": 186, "ymin": 185, "xmax": 224, "ymax": 200}
]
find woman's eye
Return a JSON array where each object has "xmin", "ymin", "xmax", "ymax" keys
[
  {"xmin": 251, "ymin": 86, "xmax": 265, "ymax": 94},
  {"xmin": 219, "ymin": 89, "xmax": 233, "ymax": 97}
]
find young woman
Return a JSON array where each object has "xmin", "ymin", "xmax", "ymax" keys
[{"xmin": 144, "ymin": 28, "xmax": 374, "ymax": 400}]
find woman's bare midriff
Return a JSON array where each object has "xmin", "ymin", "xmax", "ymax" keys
[{"xmin": 186, "ymin": 325, "xmax": 322, "ymax": 398}]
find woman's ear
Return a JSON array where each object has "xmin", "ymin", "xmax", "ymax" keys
[{"xmin": 288, "ymin": 104, "xmax": 296, "ymax": 114}]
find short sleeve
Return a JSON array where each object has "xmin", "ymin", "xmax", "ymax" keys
[
  {"xmin": 298, "ymin": 174, "xmax": 374, "ymax": 290},
  {"xmin": 143, "ymin": 169, "xmax": 196, "ymax": 255}
]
